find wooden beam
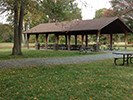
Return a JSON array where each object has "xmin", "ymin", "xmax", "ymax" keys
[
  {"xmin": 65, "ymin": 35, "xmax": 68, "ymax": 47},
  {"xmin": 35, "ymin": 34, "xmax": 39, "ymax": 43},
  {"xmin": 35, "ymin": 34, "xmax": 40, "ymax": 50},
  {"xmin": 85, "ymin": 34, "xmax": 88, "ymax": 47},
  {"xmin": 96, "ymin": 31, "xmax": 100, "ymax": 51},
  {"xmin": 27, "ymin": 34, "xmax": 30, "ymax": 49},
  {"xmin": 125, "ymin": 32, "xmax": 128, "ymax": 50},
  {"xmin": 54, "ymin": 34, "xmax": 59, "ymax": 50},
  {"xmin": 110, "ymin": 34, "xmax": 113, "ymax": 50},
  {"xmin": 75, "ymin": 35, "xmax": 77, "ymax": 46},
  {"xmin": 68, "ymin": 35, "xmax": 71, "ymax": 50},
  {"xmin": 81, "ymin": 34, "xmax": 84, "ymax": 47},
  {"xmin": 45, "ymin": 34, "xmax": 49, "ymax": 49}
]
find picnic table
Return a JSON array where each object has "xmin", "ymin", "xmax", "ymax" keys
[{"xmin": 112, "ymin": 51, "xmax": 133, "ymax": 65}]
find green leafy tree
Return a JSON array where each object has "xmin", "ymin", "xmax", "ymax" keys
[
  {"xmin": 0, "ymin": 0, "xmax": 82, "ymax": 54},
  {"xmin": 0, "ymin": 23, "xmax": 13, "ymax": 42},
  {"xmin": 41, "ymin": 0, "xmax": 82, "ymax": 22},
  {"xmin": 39, "ymin": 0, "xmax": 82, "ymax": 43},
  {"xmin": 95, "ymin": 8, "xmax": 107, "ymax": 18},
  {"xmin": 23, "ymin": 0, "xmax": 82, "ymax": 29},
  {"xmin": 25, "ymin": 0, "xmax": 81, "ymax": 43},
  {"xmin": 0, "ymin": 0, "xmax": 27, "ymax": 55},
  {"xmin": 0, "ymin": 0, "xmax": 41, "ymax": 55}
]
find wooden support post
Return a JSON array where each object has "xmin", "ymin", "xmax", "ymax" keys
[
  {"xmin": 54, "ymin": 34, "xmax": 59, "ymax": 50},
  {"xmin": 125, "ymin": 32, "xmax": 128, "ymax": 50},
  {"xmin": 27, "ymin": 34, "xmax": 30, "ymax": 49},
  {"xmin": 81, "ymin": 34, "xmax": 84, "ymax": 47},
  {"xmin": 96, "ymin": 31, "xmax": 100, "ymax": 51},
  {"xmin": 75, "ymin": 35, "xmax": 77, "ymax": 46},
  {"xmin": 45, "ymin": 34, "xmax": 49, "ymax": 49},
  {"xmin": 35, "ymin": 34, "xmax": 40, "ymax": 50},
  {"xmin": 68, "ymin": 35, "xmax": 71, "ymax": 50},
  {"xmin": 85, "ymin": 34, "xmax": 88, "ymax": 47},
  {"xmin": 65, "ymin": 35, "xmax": 68, "ymax": 48},
  {"xmin": 110, "ymin": 34, "xmax": 113, "ymax": 50},
  {"xmin": 35, "ymin": 34, "xmax": 39, "ymax": 43},
  {"xmin": 57, "ymin": 35, "xmax": 59, "ymax": 45}
]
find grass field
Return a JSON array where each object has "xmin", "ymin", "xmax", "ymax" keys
[
  {"xmin": 0, "ymin": 48, "xmax": 104, "ymax": 60},
  {"xmin": 0, "ymin": 60, "xmax": 133, "ymax": 100},
  {"xmin": 0, "ymin": 43, "xmax": 133, "ymax": 100},
  {"xmin": 0, "ymin": 42, "xmax": 133, "ymax": 60}
]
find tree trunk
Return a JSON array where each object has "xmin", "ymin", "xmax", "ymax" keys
[
  {"xmin": 12, "ymin": 0, "xmax": 20, "ymax": 55},
  {"xmin": 12, "ymin": 0, "xmax": 25, "ymax": 55},
  {"xmin": 18, "ymin": 0, "xmax": 25, "ymax": 54}
]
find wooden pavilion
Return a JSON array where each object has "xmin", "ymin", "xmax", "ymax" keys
[{"xmin": 23, "ymin": 17, "xmax": 132, "ymax": 51}]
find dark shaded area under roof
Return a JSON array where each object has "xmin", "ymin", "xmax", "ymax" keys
[{"xmin": 24, "ymin": 17, "xmax": 132, "ymax": 35}]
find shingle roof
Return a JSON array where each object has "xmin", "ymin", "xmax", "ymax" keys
[{"xmin": 24, "ymin": 17, "xmax": 132, "ymax": 34}]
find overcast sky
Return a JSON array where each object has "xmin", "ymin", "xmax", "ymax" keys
[
  {"xmin": 76, "ymin": 0, "xmax": 111, "ymax": 20},
  {"xmin": 0, "ymin": 0, "xmax": 111, "ymax": 23}
]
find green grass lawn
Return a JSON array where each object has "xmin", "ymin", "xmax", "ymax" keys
[
  {"xmin": 0, "ymin": 48, "xmax": 102, "ymax": 60},
  {"xmin": 0, "ymin": 48, "xmax": 132, "ymax": 60},
  {"xmin": 0, "ymin": 60, "xmax": 133, "ymax": 100}
]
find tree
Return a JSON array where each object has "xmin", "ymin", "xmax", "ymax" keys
[
  {"xmin": 110, "ymin": 0, "xmax": 133, "ymax": 16},
  {"xmin": 103, "ymin": 9, "xmax": 116, "ymax": 17},
  {"xmin": 110, "ymin": 0, "xmax": 133, "ymax": 28},
  {"xmin": 95, "ymin": 8, "xmax": 116, "ymax": 19},
  {"xmin": 41, "ymin": 0, "xmax": 82, "ymax": 22},
  {"xmin": 0, "ymin": 0, "xmax": 40, "ymax": 55},
  {"xmin": 0, "ymin": 23, "xmax": 13, "ymax": 42},
  {"xmin": 12, "ymin": 0, "xmax": 25, "ymax": 55},
  {"xmin": 110, "ymin": 0, "xmax": 133, "ymax": 42},
  {"xmin": 95, "ymin": 8, "xmax": 107, "ymax": 18},
  {"xmin": 0, "ymin": 0, "xmax": 26, "ymax": 55},
  {"xmin": 0, "ymin": 0, "xmax": 82, "ymax": 55}
]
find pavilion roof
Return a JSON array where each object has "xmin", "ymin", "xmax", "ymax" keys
[{"xmin": 24, "ymin": 17, "xmax": 132, "ymax": 34}]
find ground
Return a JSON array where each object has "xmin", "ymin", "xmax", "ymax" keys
[{"xmin": 0, "ymin": 46, "xmax": 133, "ymax": 100}]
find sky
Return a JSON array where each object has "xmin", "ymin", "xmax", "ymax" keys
[
  {"xmin": 0, "ymin": 13, "xmax": 8, "ymax": 24},
  {"xmin": 0, "ymin": 0, "xmax": 111, "ymax": 23},
  {"xmin": 76, "ymin": 0, "xmax": 111, "ymax": 20}
]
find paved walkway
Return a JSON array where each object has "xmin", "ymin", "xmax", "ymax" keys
[{"xmin": 0, "ymin": 52, "xmax": 114, "ymax": 68}]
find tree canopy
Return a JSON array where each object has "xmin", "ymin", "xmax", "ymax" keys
[{"xmin": 24, "ymin": 0, "xmax": 82, "ymax": 28}]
